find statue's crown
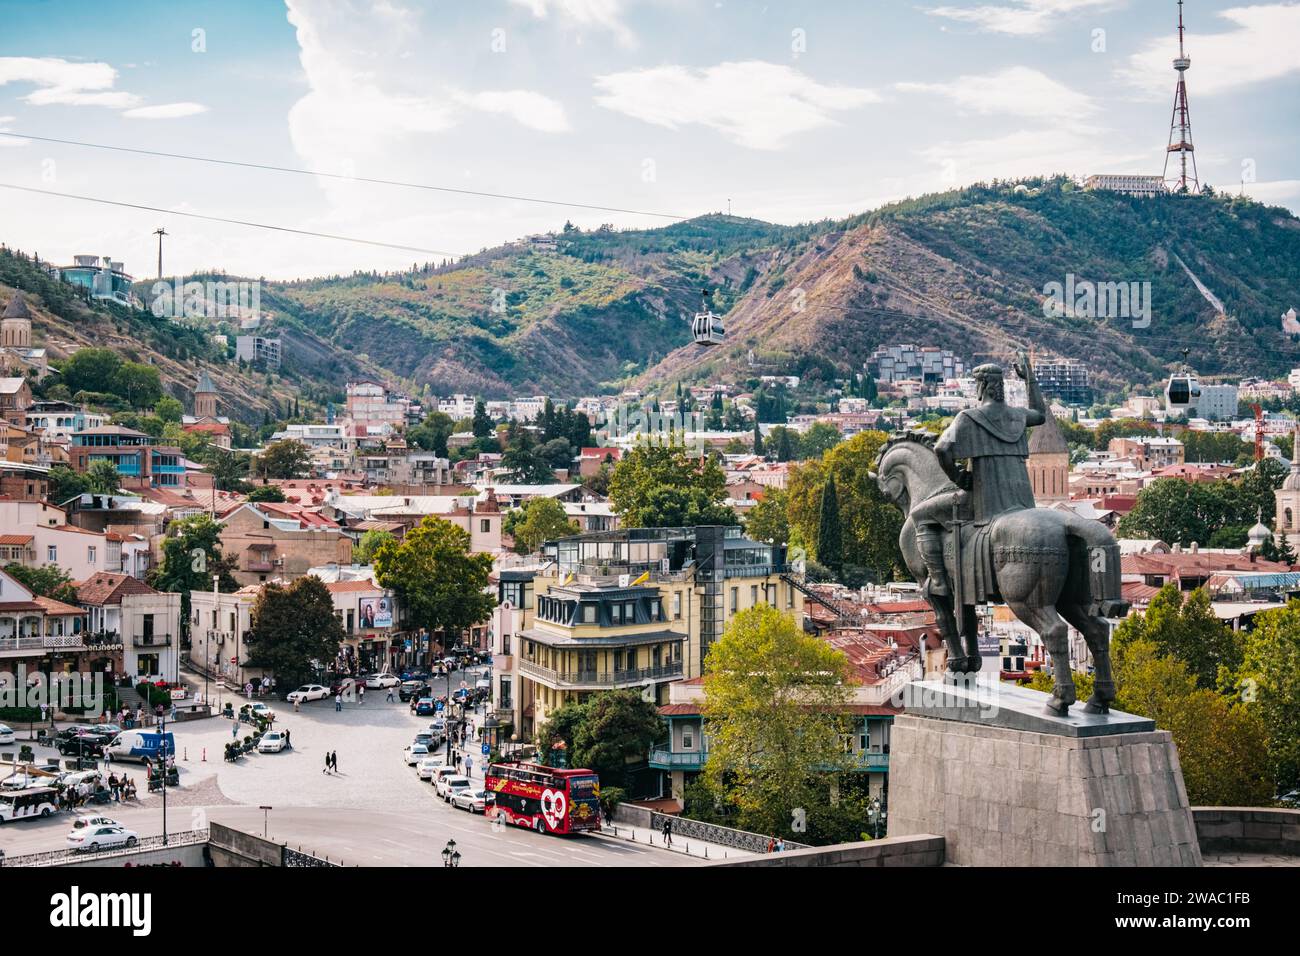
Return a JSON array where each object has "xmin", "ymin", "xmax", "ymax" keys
[{"xmin": 972, "ymin": 363, "xmax": 1003, "ymax": 381}]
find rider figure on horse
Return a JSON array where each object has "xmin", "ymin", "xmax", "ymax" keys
[{"xmin": 916, "ymin": 352, "xmax": 1045, "ymax": 597}]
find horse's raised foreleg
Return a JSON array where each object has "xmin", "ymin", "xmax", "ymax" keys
[
  {"xmin": 1059, "ymin": 604, "xmax": 1116, "ymax": 714},
  {"xmin": 1008, "ymin": 602, "xmax": 1075, "ymax": 715}
]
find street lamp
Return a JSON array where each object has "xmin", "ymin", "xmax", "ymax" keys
[
  {"xmin": 441, "ymin": 838, "xmax": 460, "ymax": 868},
  {"xmin": 260, "ymin": 805, "xmax": 272, "ymax": 839},
  {"xmin": 158, "ymin": 709, "xmax": 169, "ymax": 846}
]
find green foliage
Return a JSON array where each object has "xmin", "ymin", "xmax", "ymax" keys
[
  {"xmin": 245, "ymin": 485, "xmax": 287, "ymax": 503},
  {"xmin": 608, "ymin": 438, "xmax": 736, "ymax": 528},
  {"xmin": 1118, "ymin": 460, "xmax": 1287, "ymax": 547},
  {"xmin": 373, "ymin": 517, "xmax": 495, "ymax": 639},
  {"xmin": 537, "ymin": 690, "xmax": 665, "ymax": 791},
  {"xmin": 85, "ymin": 459, "xmax": 120, "ymax": 494},
  {"xmin": 799, "ymin": 422, "xmax": 842, "ymax": 460},
  {"xmin": 1232, "ymin": 601, "xmax": 1300, "ymax": 792},
  {"xmin": 3, "ymin": 562, "xmax": 79, "ymax": 604},
  {"xmin": 255, "ymin": 439, "xmax": 312, "ymax": 479},
  {"xmin": 154, "ymin": 396, "xmax": 184, "ymax": 423},
  {"xmin": 816, "ymin": 474, "xmax": 843, "ymax": 575},
  {"xmin": 352, "ymin": 528, "xmax": 397, "ymax": 565},
  {"xmin": 149, "ymin": 514, "xmax": 239, "ymax": 640},
  {"xmin": 1112, "ymin": 585, "xmax": 1242, "ymax": 690},
  {"xmin": 505, "ymin": 497, "xmax": 579, "ymax": 554},
  {"xmin": 745, "ymin": 487, "xmax": 791, "ymax": 546},
  {"xmin": 47, "ymin": 464, "xmax": 89, "ymax": 504},
  {"xmin": 245, "ymin": 576, "xmax": 347, "ymax": 689},
  {"xmin": 701, "ymin": 605, "xmax": 856, "ymax": 840},
  {"xmin": 407, "ymin": 411, "xmax": 454, "ymax": 456}
]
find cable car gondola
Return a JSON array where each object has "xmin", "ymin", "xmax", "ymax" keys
[{"xmin": 692, "ymin": 288, "xmax": 725, "ymax": 346}]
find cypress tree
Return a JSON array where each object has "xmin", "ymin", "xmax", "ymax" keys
[
  {"xmin": 818, "ymin": 474, "xmax": 843, "ymax": 578},
  {"xmin": 753, "ymin": 419, "xmax": 763, "ymax": 456}
]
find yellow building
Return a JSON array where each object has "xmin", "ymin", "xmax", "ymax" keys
[{"xmin": 510, "ymin": 526, "xmax": 803, "ymax": 737}]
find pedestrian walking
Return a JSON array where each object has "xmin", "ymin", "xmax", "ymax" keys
[
  {"xmin": 330, "ymin": 750, "xmax": 338, "ymax": 773},
  {"xmin": 323, "ymin": 752, "xmax": 331, "ymax": 774},
  {"xmin": 284, "ymin": 729, "xmax": 291, "ymax": 748},
  {"xmin": 334, "ymin": 693, "xmax": 342, "ymax": 712},
  {"xmin": 232, "ymin": 721, "xmax": 239, "ymax": 740},
  {"xmin": 776, "ymin": 837, "xmax": 786, "ymax": 852},
  {"xmin": 358, "ymin": 684, "xmax": 365, "ymax": 705},
  {"xmin": 767, "ymin": 836, "xmax": 776, "ymax": 853},
  {"xmin": 465, "ymin": 756, "xmax": 473, "ymax": 778},
  {"xmin": 386, "ymin": 687, "xmax": 395, "ymax": 703},
  {"xmin": 662, "ymin": 817, "xmax": 673, "ymax": 846},
  {"xmin": 293, "ymin": 698, "xmax": 301, "ymax": 713}
]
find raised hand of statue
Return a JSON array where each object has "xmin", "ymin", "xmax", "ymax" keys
[{"xmin": 1012, "ymin": 349, "xmax": 1032, "ymax": 381}]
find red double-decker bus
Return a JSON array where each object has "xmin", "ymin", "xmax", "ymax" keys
[{"xmin": 485, "ymin": 760, "xmax": 601, "ymax": 835}]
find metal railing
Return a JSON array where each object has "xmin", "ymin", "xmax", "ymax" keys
[
  {"xmin": 649, "ymin": 748, "xmax": 709, "ymax": 769},
  {"xmin": 518, "ymin": 658, "xmax": 683, "ymax": 688},
  {"xmin": 132, "ymin": 633, "xmax": 172, "ymax": 648},
  {"xmin": 647, "ymin": 812, "xmax": 809, "ymax": 854},
  {"xmin": 2, "ymin": 827, "xmax": 210, "ymax": 867}
]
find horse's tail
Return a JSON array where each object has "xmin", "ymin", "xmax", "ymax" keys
[{"xmin": 1062, "ymin": 515, "xmax": 1129, "ymax": 617}]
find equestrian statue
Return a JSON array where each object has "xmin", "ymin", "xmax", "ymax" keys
[{"xmin": 872, "ymin": 351, "xmax": 1129, "ymax": 716}]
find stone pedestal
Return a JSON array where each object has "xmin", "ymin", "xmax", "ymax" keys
[{"xmin": 886, "ymin": 682, "xmax": 1202, "ymax": 867}]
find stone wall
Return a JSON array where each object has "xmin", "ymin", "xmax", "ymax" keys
[
  {"xmin": 888, "ymin": 714, "xmax": 1202, "ymax": 866},
  {"xmin": 707, "ymin": 835, "xmax": 944, "ymax": 867},
  {"xmin": 207, "ymin": 821, "xmax": 282, "ymax": 867},
  {"xmin": 1192, "ymin": 807, "xmax": 1300, "ymax": 856}
]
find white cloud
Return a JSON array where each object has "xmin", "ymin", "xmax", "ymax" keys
[
  {"xmin": 1119, "ymin": 3, "xmax": 1300, "ymax": 97},
  {"xmin": 915, "ymin": 125, "xmax": 1147, "ymax": 188},
  {"xmin": 454, "ymin": 90, "xmax": 570, "ymax": 133},
  {"xmin": 509, "ymin": 0, "xmax": 635, "ymax": 48},
  {"xmin": 1242, "ymin": 179, "xmax": 1300, "ymax": 206},
  {"xmin": 926, "ymin": 0, "xmax": 1117, "ymax": 36},
  {"xmin": 122, "ymin": 102, "xmax": 210, "ymax": 120},
  {"xmin": 897, "ymin": 66, "xmax": 1096, "ymax": 120},
  {"xmin": 593, "ymin": 60, "xmax": 880, "ymax": 150}
]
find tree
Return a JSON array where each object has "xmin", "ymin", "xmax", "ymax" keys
[
  {"xmin": 201, "ymin": 448, "xmax": 251, "ymax": 492},
  {"xmin": 702, "ymin": 605, "xmax": 856, "ymax": 840},
  {"xmin": 817, "ymin": 473, "xmax": 843, "ymax": 576},
  {"xmin": 408, "ymin": 411, "xmax": 453, "ymax": 457},
  {"xmin": 786, "ymin": 431, "xmax": 903, "ymax": 581},
  {"xmin": 112, "ymin": 361, "xmax": 163, "ymax": 408},
  {"xmin": 536, "ymin": 690, "xmax": 664, "ymax": 790},
  {"xmin": 745, "ymin": 487, "xmax": 791, "ymax": 546},
  {"xmin": 59, "ymin": 348, "xmax": 122, "ymax": 396},
  {"xmin": 752, "ymin": 419, "xmax": 763, "ymax": 455},
  {"xmin": 244, "ymin": 576, "xmax": 346, "ymax": 688},
  {"xmin": 1117, "ymin": 479, "xmax": 1231, "ymax": 547},
  {"xmin": 3, "ymin": 562, "xmax": 78, "ymax": 604},
  {"xmin": 506, "ymin": 497, "xmax": 579, "ymax": 554},
  {"xmin": 471, "ymin": 400, "xmax": 494, "ymax": 438},
  {"xmin": 608, "ymin": 438, "xmax": 736, "ymax": 528},
  {"xmin": 502, "ymin": 438, "xmax": 557, "ymax": 484},
  {"xmin": 352, "ymin": 528, "xmax": 397, "ymax": 565},
  {"xmin": 255, "ymin": 440, "xmax": 312, "ymax": 479},
  {"xmin": 85, "ymin": 459, "xmax": 120, "ymax": 494},
  {"xmin": 46, "ymin": 464, "xmax": 89, "ymax": 504},
  {"xmin": 799, "ymin": 422, "xmax": 842, "ymax": 460},
  {"xmin": 373, "ymin": 517, "xmax": 495, "ymax": 646},
  {"xmin": 246, "ymin": 485, "xmax": 287, "ymax": 503},
  {"xmin": 155, "ymin": 396, "xmax": 184, "ymax": 423},
  {"xmin": 149, "ymin": 514, "xmax": 239, "ymax": 642},
  {"xmin": 1232, "ymin": 601, "xmax": 1300, "ymax": 793},
  {"xmin": 1111, "ymin": 585, "xmax": 1241, "ymax": 690}
]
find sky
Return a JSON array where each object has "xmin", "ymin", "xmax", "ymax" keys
[{"xmin": 0, "ymin": 0, "xmax": 1297, "ymax": 280}]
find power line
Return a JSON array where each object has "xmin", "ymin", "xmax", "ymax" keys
[
  {"xmin": 0, "ymin": 131, "xmax": 688, "ymax": 221},
  {"xmin": 0, "ymin": 183, "xmax": 460, "ymax": 256}
]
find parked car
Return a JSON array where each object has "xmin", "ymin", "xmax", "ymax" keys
[
  {"xmin": 258, "ymin": 732, "xmax": 288, "ymax": 753},
  {"xmin": 403, "ymin": 743, "xmax": 431, "ymax": 766},
  {"xmin": 401, "ymin": 669, "xmax": 432, "ymax": 682},
  {"xmin": 1, "ymin": 770, "xmax": 55, "ymax": 790},
  {"xmin": 416, "ymin": 758, "xmax": 448, "ymax": 781},
  {"xmin": 452, "ymin": 788, "xmax": 488, "ymax": 813},
  {"xmin": 413, "ymin": 698, "xmax": 437, "ymax": 716},
  {"xmin": 286, "ymin": 684, "xmax": 330, "ymax": 703},
  {"xmin": 58, "ymin": 733, "xmax": 108, "ymax": 757},
  {"xmin": 366, "ymin": 673, "xmax": 400, "ymax": 689},
  {"xmin": 437, "ymin": 774, "xmax": 472, "ymax": 803},
  {"xmin": 249, "ymin": 702, "xmax": 275, "ymax": 721},
  {"xmin": 67, "ymin": 823, "xmax": 139, "ymax": 852},
  {"xmin": 0, "ymin": 724, "xmax": 15, "ymax": 745},
  {"xmin": 399, "ymin": 681, "xmax": 430, "ymax": 702},
  {"xmin": 106, "ymin": 730, "xmax": 175, "ymax": 763}
]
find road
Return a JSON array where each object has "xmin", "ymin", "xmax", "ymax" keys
[{"xmin": 0, "ymin": 665, "xmax": 697, "ymax": 867}]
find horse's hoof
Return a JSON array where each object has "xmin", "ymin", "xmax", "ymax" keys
[
  {"xmin": 1044, "ymin": 698, "xmax": 1070, "ymax": 717},
  {"xmin": 1083, "ymin": 699, "xmax": 1109, "ymax": 715},
  {"xmin": 965, "ymin": 655, "xmax": 983, "ymax": 673}
]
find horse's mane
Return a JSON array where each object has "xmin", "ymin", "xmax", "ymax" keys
[{"xmin": 874, "ymin": 429, "xmax": 938, "ymax": 467}]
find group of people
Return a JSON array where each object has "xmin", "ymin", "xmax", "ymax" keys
[
  {"xmin": 322, "ymin": 750, "xmax": 340, "ymax": 774},
  {"xmin": 104, "ymin": 773, "xmax": 137, "ymax": 802},
  {"xmin": 245, "ymin": 676, "xmax": 278, "ymax": 699}
]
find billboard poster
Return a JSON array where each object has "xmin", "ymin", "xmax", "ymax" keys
[{"xmin": 358, "ymin": 596, "xmax": 393, "ymax": 629}]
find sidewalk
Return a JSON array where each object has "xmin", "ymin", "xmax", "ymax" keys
[{"xmin": 598, "ymin": 820, "xmax": 757, "ymax": 862}]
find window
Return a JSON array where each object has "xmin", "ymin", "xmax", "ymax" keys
[
  {"xmin": 683, "ymin": 728, "xmax": 695, "ymax": 750},
  {"xmin": 581, "ymin": 603, "xmax": 597, "ymax": 624},
  {"xmin": 787, "ymin": 584, "xmax": 794, "ymax": 609},
  {"xmin": 480, "ymin": 519, "xmax": 491, "ymax": 533},
  {"xmin": 730, "ymin": 588, "xmax": 737, "ymax": 613},
  {"xmin": 751, "ymin": 585, "xmax": 759, "ymax": 605},
  {"xmin": 624, "ymin": 601, "xmax": 636, "ymax": 622},
  {"xmin": 672, "ymin": 592, "xmax": 682, "ymax": 619},
  {"xmin": 87, "ymin": 546, "xmax": 97, "ymax": 565},
  {"xmin": 610, "ymin": 603, "xmax": 622, "ymax": 625},
  {"xmin": 47, "ymin": 545, "xmax": 57, "ymax": 562}
]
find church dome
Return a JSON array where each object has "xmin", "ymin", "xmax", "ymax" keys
[
  {"xmin": 1282, "ymin": 467, "xmax": 1300, "ymax": 492},
  {"xmin": 1248, "ymin": 519, "xmax": 1271, "ymax": 548}
]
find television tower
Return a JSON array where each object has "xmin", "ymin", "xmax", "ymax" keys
[{"xmin": 1163, "ymin": 0, "xmax": 1200, "ymax": 194}]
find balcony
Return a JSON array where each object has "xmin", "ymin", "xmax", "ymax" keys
[
  {"xmin": 133, "ymin": 633, "xmax": 172, "ymax": 649},
  {"xmin": 649, "ymin": 748, "xmax": 709, "ymax": 771},
  {"xmin": 852, "ymin": 749, "xmax": 890, "ymax": 771},
  {"xmin": 245, "ymin": 561, "xmax": 273, "ymax": 572},
  {"xmin": 518, "ymin": 658, "xmax": 683, "ymax": 689}
]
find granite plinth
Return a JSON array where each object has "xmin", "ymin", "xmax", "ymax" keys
[
  {"xmin": 899, "ymin": 679, "xmax": 1155, "ymax": 737},
  {"xmin": 887, "ymin": 712, "xmax": 1202, "ymax": 867}
]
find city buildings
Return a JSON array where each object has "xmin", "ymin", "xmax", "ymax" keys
[
  {"xmin": 867, "ymin": 344, "xmax": 964, "ymax": 384},
  {"xmin": 69, "ymin": 426, "xmax": 187, "ymax": 490},
  {"xmin": 75, "ymin": 572, "xmax": 181, "ymax": 681}
]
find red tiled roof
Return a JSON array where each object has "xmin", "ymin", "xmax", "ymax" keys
[
  {"xmin": 0, "ymin": 534, "xmax": 33, "ymax": 545},
  {"xmin": 325, "ymin": 580, "xmax": 382, "ymax": 593},
  {"xmin": 658, "ymin": 703, "xmax": 702, "ymax": 716},
  {"xmin": 33, "ymin": 595, "xmax": 84, "ymax": 616},
  {"xmin": 1121, "ymin": 581, "xmax": 1161, "ymax": 603},
  {"xmin": 75, "ymin": 571, "xmax": 157, "ymax": 606}
]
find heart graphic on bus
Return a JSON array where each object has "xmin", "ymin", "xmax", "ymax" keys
[{"xmin": 540, "ymin": 789, "xmax": 567, "ymax": 829}]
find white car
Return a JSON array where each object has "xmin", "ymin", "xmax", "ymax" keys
[
  {"xmin": 403, "ymin": 743, "xmax": 431, "ymax": 766},
  {"xmin": 250, "ymin": 702, "xmax": 275, "ymax": 720},
  {"xmin": 366, "ymin": 673, "xmax": 400, "ymax": 689},
  {"xmin": 0, "ymin": 724, "xmax": 14, "ymax": 745},
  {"xmin": 286, "ymin": 684, "xmax": 329, "ymax": 703},
  {"xmin": 67, "ymin": 823, "xmax": 139, "ymax": 852},
  {"xmin": 428, "ymin": 718, "xmax": 447, "ymax": 734},
  {"xmin": 452, "ymin": 788, "xmax": 488, "ymax": 813},
  {"xmin": 72, "ymin": 815, "xmax": 120, "ymax": 830},
  {"xmin": 1, "ymin": 771, "xmax": 52, "ymax": 790},
  {"xmin": 416, "ymin": 758, "xmax": 449, "ymax": 781},
  {"xmin": 436, "ymin": 774, "xmax": 471, "ymax": 802},
  {"xmin": 257, "ymin": 732, "xmax": 288, "ymax": 753}
]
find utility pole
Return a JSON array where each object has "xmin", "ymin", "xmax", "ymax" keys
[{"xmin": 153, "ymin": 227, "xmax": 168, "ymax": 279}]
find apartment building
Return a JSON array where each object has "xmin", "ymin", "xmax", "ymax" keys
[
  {"xmin": 75, "ymin": 572, "xmax": 182, "ymax": 681},
  {"xmin": 219, "ymin": 501, "xmax": 353, "ymax": 586},
  {"xmin": 69, "ymin": 426, "xmax": 186, "ymax": 490}
]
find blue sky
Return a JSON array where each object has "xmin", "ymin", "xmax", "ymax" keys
[{"xmin": 1, "ymin": 0, "xmax": 1297, "ymax": 279}]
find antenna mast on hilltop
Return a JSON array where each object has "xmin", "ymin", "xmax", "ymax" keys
[{"xmin": 1163, "ymin": 0, "xmax": 1200, "ymax": 194}]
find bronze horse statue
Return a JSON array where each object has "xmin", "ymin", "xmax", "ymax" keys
[{"xmin": 873, "ymin": 431, "xmax": 1129, "ymax": 716}]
